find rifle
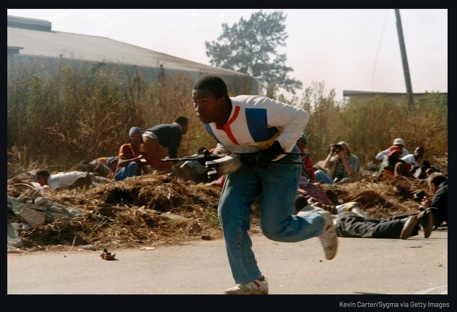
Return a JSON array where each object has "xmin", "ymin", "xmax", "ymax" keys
[
  {"xmin": 162, "ymin": 153, "xmax": 240, "ymax": 176},
  {"xmin": 161, "ymin": 155, "xmax": 207, "ymax": 162},
  {"xmin": 161, "ymin": 151, "xmax": 310, "ymax": 174}
]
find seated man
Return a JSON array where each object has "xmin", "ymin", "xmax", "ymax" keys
[
  {"xmin": 114, "ymin": 127, "xmax": 152, "ymax": 181},
  {"xmin": 377, "ymin": 145, "xmax": 412, "ymax": 181},
  {"xmin": 375, "ymin": 138, "xmax": 410, "ymax": 162},
  {"xmin": 296, "ymin": 132, "xmax": 315, "ymax": 181},
  {"xmin": 420, "ymin": 172, "xmax": 447, "ymax": 230},
  {"xmin": 36, "ymin": 169, "xmax": 93, "ymax": 190},
  {"xmin": 314, "ymin": 141, "xmax": 360, "ymax": 184}
]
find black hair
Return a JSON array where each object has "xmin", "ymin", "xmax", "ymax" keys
[
  {"xmin": 193, "ymin": 75, "xmax": 228, "ymax": 99},
  {"xmin": 36, "ymin": 169, "xmax": 50, "ymax": 177},
  {"xmin": 428, "ymin": 173, "xmax": 447, "ymax": 187},
  {"xmin": 174, "ymin": 116, "xmax": 189, "ymax": 125}
]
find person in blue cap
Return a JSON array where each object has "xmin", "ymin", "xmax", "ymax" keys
[{"xmin": 114, "ymin": 127, "xmax": 152, "ymax": 181}]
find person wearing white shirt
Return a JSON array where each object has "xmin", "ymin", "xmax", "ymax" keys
[
  {"xmin": 375, "ymin": 138, "xmax": 409, "ymax": 161},
  {"xmin": 401, "ymin": 146, "xmax": 424, "ymax": 168},
  {"xmin": 36, "ymin": 169, "xmax": 93, "ymax": 190}
]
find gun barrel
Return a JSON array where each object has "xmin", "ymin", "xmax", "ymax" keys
[{"xmin": 161, "ymin": 156, "xmax": 200, "ymax": 162}]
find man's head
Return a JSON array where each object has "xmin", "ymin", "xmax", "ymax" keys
[
  {"xmin": 193, "ymin": 75, "xmax": 229, "ymax": 98},
  {"xmin": 338, "ymin": 141, "xmax": 351, "ymax": 155},
  {"xmin": 192, "ymin": 75, "xmax": 231, "ymax": 125},
  {"xmin": 414, "ymin": 146, "xmax": 425, "ymax": 158},
  {"xmin": 36, "ymin": 169, "xmax": 50, "ymax": 186},
  {"xmin": 393, "ymin": 138, "xmax": 405, "ymax": 149},
  {"xmin": 174, "ymin": 116, "xmax": 189, "ymax": 135},
  {"xmin": 428, "ymin": 172, "xmax": 447, "ymax": 193},
  {"xmin": 129, "ymin": 127, "xmax": 143, "ymax": 145},
  {"xmin": 296, "ymin": 132, "xmax": 307, "ymax": 151},
  {"xmin": 387, "ymin": 145, "xmax": 402, "ymax": 158}
]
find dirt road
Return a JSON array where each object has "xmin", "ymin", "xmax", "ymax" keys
[{"xmin": 7, "ymin": 228, "xmax": 448, "ymax": 297}]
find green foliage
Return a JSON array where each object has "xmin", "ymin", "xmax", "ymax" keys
[{"xmin": 205, "ymin": 10, "xmax": 302, "ymax": 95}]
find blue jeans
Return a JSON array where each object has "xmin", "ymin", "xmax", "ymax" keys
[
  {"xmin": 114, "ymin": 162, "xmax": 140, "ymax": 181},
  {"xmin": 219, "ymin": 150, "xmax": 326, "ymax": 284},
  {"xmin": 314, "ymin": 169, "xmax": 334, "ymax": 184}
]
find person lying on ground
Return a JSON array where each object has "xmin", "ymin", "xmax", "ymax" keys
[
  {"xmin": 35, "ymin": 169, "xmax": 93, "ymax": 191},
  {"xmin": 295, "ymin": 197, "xmax": 434, "ymax": 240},
  {"xmin": 74, "ymin": 156, "xmax": 118, "ymax": 180}
]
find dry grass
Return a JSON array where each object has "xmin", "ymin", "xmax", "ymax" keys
[
  {"xmin": 7, "ymin": 63, "xmax": 448, "ymax": 178},
  {"xmin": 7, "ymin": 61, "xmax": 447, "ymax": 251},
  {"xmin": 7, "ymin": 169, "xmax": 435, "ymax": 251}
]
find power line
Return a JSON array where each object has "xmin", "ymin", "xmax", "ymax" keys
[{"xmin": 371, "ymin": 9, "xmax": 389, "ymax": 91}]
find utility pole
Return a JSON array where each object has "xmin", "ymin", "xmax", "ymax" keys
[{"xmin": 395, "ymin": 9, "xmax": 414, "ymax": 109}]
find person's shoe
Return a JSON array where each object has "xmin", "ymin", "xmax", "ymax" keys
[
  {"xmin": 420, "ymin": 210, "xmax": 434, "ymax": 238},
  {"xmin": 400, "ymin": 215, "xmax": 419, "ymax": 239},
  {"xmin": 224, "ymin": 276, "xmax": 268, "ymax": 295},
  {"xmin": 315, "ymin": 209, "xmax": 338, "ymax": 260}
]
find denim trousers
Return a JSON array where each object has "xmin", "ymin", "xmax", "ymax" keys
[
  {"xmin": 219, "ymin": 152, "xmax": 326, "ymax": 284},
  {"xmin": 314, "ymin": 169, "xmax": 334, "ymax": 184},
  {"xmin": 114, "ymin": 162, "xmax": 140, "ymax": 181}
]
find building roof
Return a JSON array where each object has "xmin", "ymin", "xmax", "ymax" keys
[
  {"xmin": 343, "ymin": 90, "xmax": 446, "ymax": 97},
  {"xmin": 7, "ymin": 15, "xmax": 245, "ymax": 79}
]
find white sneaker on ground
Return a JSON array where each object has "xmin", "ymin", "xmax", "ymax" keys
[
  {"xmin": 315, "ymin": 209, "xmax": 338, "ymax": 260},
  {"xmin": 224, "ymin": 275, "xmax": 268, "ymax": 295}
]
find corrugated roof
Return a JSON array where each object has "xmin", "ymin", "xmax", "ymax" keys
[
  {"xmin": 7, "ymin": 15, "xmax": 242, "ymax": 76},
  {"xmin": 343, "ymin": 90, "xmax": 446, "ymax": 97}
]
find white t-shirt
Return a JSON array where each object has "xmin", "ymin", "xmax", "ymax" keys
[
  {"xmin": 47, "ymin": 171, "xmax": 88, "ymax": 190},
  {"xmin": 375, "ymin": 147, "xmax": 409, "ymax": 160},
  {"xmin": 401, "ymin": 154, "xmax": 419, "ymax": 167}
]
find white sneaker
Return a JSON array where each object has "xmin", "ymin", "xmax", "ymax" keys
[
  {"xmin": 224, "ymin": 276, "xmax": 268, "ymax": 295},
  {"xmin": 315, "ymin": 209, "xmax": 338, "ymax": 260}
]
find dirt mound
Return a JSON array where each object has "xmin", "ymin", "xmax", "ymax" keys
[
  {"xmin": 8, "ymin": 173, "xmax": 224, "ymax": 251},
  {"xmin": 7, "ymin": 170, "xmax": 431, "ymax": 251}
]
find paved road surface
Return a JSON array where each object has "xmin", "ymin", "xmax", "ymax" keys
[{"xmin": 8, "ymin": 228, "xmax": 448, "ymax": 297}]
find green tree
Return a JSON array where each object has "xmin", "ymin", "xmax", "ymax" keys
[{"xmin": 205, "ymin": 10, "xmax": 302, "ymax": 96}]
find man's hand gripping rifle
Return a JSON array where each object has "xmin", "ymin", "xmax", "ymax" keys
[{"xmin": 161, "ymin": 149, "xmax": 242, "ymax": 177}]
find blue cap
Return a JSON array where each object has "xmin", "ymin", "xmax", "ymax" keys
[
  {"xmin": 129, "ymin": 127, "xmax": 142, "ymax": 137},
  {"xmin": 297, "ymin": 132, "xmax": 307, "ymax": 144}
]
